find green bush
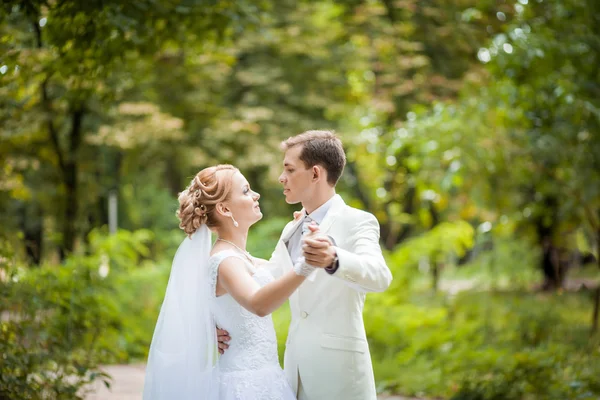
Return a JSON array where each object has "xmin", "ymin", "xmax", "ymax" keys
[
  {"xmin": 0, "ymin": 242, "xmax": 113, "ymax": 399},
  {"xmin": 367, "ymin": 290, "xmax": 600, "ymax": 399},
  {"xmin": 451, "ymin": 350, "xmax": 600, "ymax": 400},
  {"xmin": 0, "ymin": 229, "xmax": 155, "ymax": 399},
  {"xmin": 247, "ymin": 217, "xmax": 289, "ymax": 259},
  {"xmin": 443, "ymin": 236, "xmax": 542, "ymax": 290},
  {"xmin": 386, "ymin": 220, "xmax": 475, "ymax": 293},
  {"xmin": 105, "ymin": 259, "xmax": 171, "ymax": 362}
]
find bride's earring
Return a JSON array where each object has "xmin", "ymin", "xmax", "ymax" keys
[{"xmin": 230, "ymin": 215, "xmax": 239, "ymax": 228}]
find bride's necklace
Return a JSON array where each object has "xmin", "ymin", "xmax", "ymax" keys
[{"xmin": 216, "ymin": 238, "xmax": 254, "ymax": 265}]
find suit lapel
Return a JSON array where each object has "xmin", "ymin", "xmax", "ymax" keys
[
  {"xmin": 281, "ymin": 209, "xmax": 305, "ymax": 245},
  {"xmin": 272, "ymin": 240, "xmax": 294, "ymax": 271},
  {"xmin": 316, "ymin": 195, "xmax": 345, "ymax": 234}
]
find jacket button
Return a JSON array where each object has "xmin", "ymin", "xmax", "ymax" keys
[{"xmin": 301, "ymin": 311, "xmax": 308, "ymax": 319}]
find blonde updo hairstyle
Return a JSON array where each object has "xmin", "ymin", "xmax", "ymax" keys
[{"xmin": 177, "ymin": 165, "xmax": 239, "ymax": 236}]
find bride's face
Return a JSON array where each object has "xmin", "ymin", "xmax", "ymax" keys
[{"xmin": 225, "ymin": 172, "xmax": 262, "ymax": 227}]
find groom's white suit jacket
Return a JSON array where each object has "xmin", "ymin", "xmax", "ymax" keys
[{"xmin": 267, "ymin": 195, "xmax": 392, "ymax": 400}]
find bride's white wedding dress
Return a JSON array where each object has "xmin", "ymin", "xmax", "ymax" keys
[
  {"xmin": 208, "ymin": 250, "xmax": 296, "ymax": 400},
  {"xmin": 143, "ymin": 226, "xmax": 295, "ymax": 400}
]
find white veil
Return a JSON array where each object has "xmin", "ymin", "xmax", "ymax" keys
[{"xmin": 143, "ymin": 225, "xmax": 219, "ymax": 399}]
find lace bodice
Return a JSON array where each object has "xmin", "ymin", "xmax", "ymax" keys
[{"xmin": 208, "ymin": 250, "xmax": 280, "ymax": 373}]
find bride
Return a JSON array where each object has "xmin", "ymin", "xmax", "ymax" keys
[{"xmin": 143, "ymin": 164, "xmax": 322, "ymax": 399}]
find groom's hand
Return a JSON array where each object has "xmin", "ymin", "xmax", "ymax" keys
[
  {"xmin": 303, "ymin": 224, "xmax": 337, "ymax": 268},
  {"xmin": 216, "ymin": 327, "xmax": 230, "ymax": 354}
]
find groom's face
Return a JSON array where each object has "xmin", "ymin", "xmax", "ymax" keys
[{"xmin": 279, "ymin": 145, "xmax": 314, "ymax": 205}]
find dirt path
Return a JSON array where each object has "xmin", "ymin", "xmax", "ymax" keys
[{"xmin": 85, "ymin": 364, "xmax": 146, "ymax": 400}]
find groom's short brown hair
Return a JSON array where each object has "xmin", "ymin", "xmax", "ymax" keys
[{"xmin": 281, "ymin": 130, "xmax": 346, "ymax": 186}]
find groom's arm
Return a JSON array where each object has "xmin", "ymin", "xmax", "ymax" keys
[
  {"xmin": 333, "ymin": 214, "xmax": 392, "ymax": 292},
  {"xmin": 304, "ymin": 213, "xmax": 392, "ymax": 292}
]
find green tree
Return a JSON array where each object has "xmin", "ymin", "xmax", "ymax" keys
[{"xmin": 0, "ymin": 0, "xmax": 264, "ymax": 261}]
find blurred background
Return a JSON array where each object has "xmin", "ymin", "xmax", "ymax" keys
[{"xmin": 1, "ymin": 0, "xmax": 599, "ymax": 399}]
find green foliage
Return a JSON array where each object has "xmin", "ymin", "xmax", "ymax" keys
[
  {"xmin": 104, "ymin": 258, "xmax": 171, "ymax": 362},
  {"xmin": 0, "ymin": 229, "xmax": 154, "ymax": 398},
  {"xmin": 0, "ymin": 243, "xmax": 112, "ymax": 399},
  {"xmin": 367, "ymin": 291, "xmax": 600, "ymax": 399},
  {"xmin": 396, "ymin": 0, "xmax": 599, "ymax": 255},
  {"xmin": 392, "ymin": 221, "xmax": 475, "ymax": 265},
  {"xmin": 0, "ymin": 0, "xmax": 270, "ymax": 258},
  {"xmin": 272, "ymin": 304, "xmax": 291, "ymax": 363},
  {"xmin": 386, "ymin": 220, "xmax": 474, "ymax": 292},
  {"xmin": 444, "ymin": 235, "xmax": 541, "ymax": 291},
  {"xmin": 247, "ymin": 217, "xmax": 288, "ymax": 260},
  {"xmin": 2, "ymin": 0, "xmax": 600, "ymax": 398},
  {"xmin": 451, "ymin": 349, "xmax": 600, "ymax": 400}
]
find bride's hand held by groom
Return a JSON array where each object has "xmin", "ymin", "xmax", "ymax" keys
[{"xmin": 302, "ymin": 223, "xmax": 337, "ymax": 268}]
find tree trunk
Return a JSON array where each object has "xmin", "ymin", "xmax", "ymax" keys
[
  {"xmin": 432, "ymin": 261, "xmax": 440, "ymax": 292},
  {"xmin": 540, "ymin": 237, "xmax": 563, "ymax": 290},
  {"xmin": 536, "ymin": 203, "xmax": 564, "ymax": 290},
  {"xmin": 396, "ymin": 185, "xmax": 416, "ymax": 242},
  {"xmin": 165, "ymin": 156, "xmax": 182, "ymax": 198},
  {"xmin": 33, "ymin": 19, "xmax": 85, "ymax": 262},
  {"xmin": 592, "ymin": 287, "xmax": 599, "ymax": 335},
  {"xmin": 592, "ymin": 228, "xmax": 600, "ymax": 335},
  {"xmin": 18, "ymin": 202, "xmax": 43, "ymax": 266},
  {"xmin": 59, "ymin": 108, "xmax": 85, "ymax": 261},
  {"xmin": 345, "ymin": 159, "xmax": 373, "ymax": 213}
]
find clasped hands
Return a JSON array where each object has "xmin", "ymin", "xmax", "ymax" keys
[
  {"xmin": 302, "ymin": 221, "xmax": 337, "ymax": 268},
  {"xmin": 217, "ymin": 219, "xmax": 337, "ymax": 354}
]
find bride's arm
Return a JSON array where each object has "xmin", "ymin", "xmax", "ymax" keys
[{"xmin": 218, "ymin": 257, "xmax": 311, "ymax": 317}]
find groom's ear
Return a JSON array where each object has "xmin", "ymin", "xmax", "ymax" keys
[
  {"xmin": 312, "ymin": 165, "xmax": 321, "ymax": 182},
  {"xmin": 312, "ymin": 165, "xmax": 327, "ymax": 183}
]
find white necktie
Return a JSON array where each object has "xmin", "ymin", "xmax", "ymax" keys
[
  {"xmin": 300, "ymin": 215, "xmax": 318, "ymax": 282},
  {"xmin": 301, "ymin": 215, "xmax": 315, "ymax": 236}
]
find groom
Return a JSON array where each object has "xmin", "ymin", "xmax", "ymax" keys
[{"xmin": 221, "ymin": 130, "xmax": 392, "ymax": 399}]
